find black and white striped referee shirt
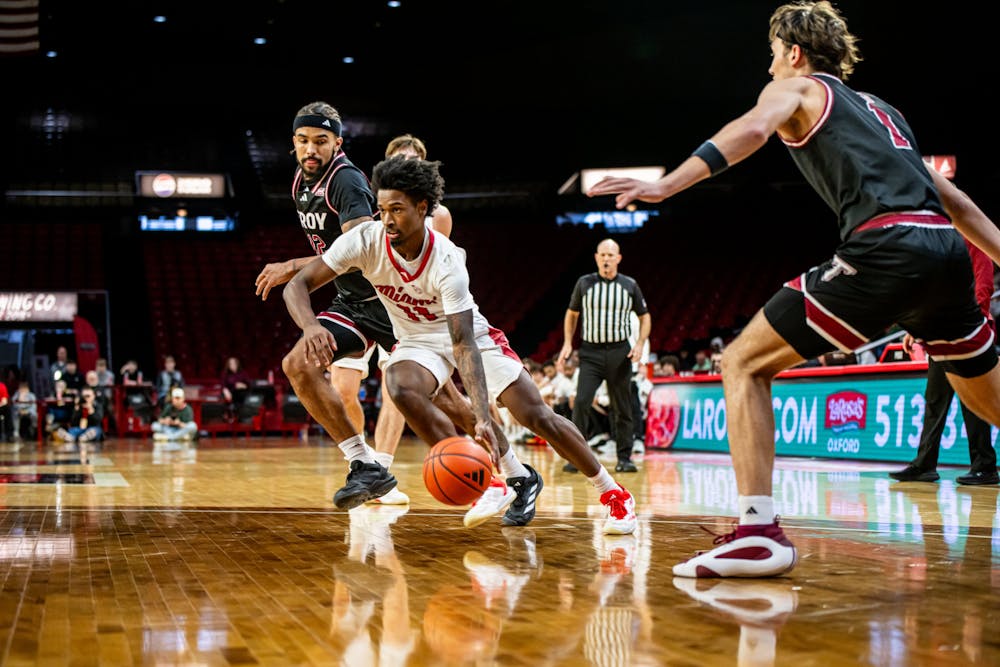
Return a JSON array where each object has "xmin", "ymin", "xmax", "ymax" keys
[{"xmin": 568, "ymin": 273, "xmax": 648, "ymax": 344}]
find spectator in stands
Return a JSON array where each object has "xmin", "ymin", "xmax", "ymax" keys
[
  {"xmin": 93, "ymin": 358, "xmax": 118, "ymax": 434},
  {"xmin": 221, "ymin": 356, "xmax": 252, "ymax": 417},
  {"xmin": 709, "ymin": 337, "xmax": 725, "ymax": 374},
  {"xmin": 12, "ymin": 380, "xmax": 37, "ymax": 441},
  {"xmin": 46, "ymin": 379, "xmax": 73, "ymax": 437},
  {"xmin": 152, "ymin": 387, "xmax": 198, "ymax": 442},
  {"xmin": 61, "ymin": 359, "xmax": 84, "ymax": 396},
  {"xmin": 94, "ymin": 358, "xmax": 115, "ymax": 401},
  {"xmin": 676, "ymin": 348, "xmax": 694, "ymax": 373},
  {"xmin": 691, "ymin": 349, "xmax": 713, "ymax": 374},
  {"xmin": 549, "ymin": 356, "xmax": 576, "ymax": 420},
  {"xmin": 50, "ymin": 345, "xmax": 68, "ymax": 385},
  {"xmin": 530, "ymin": 361, "xmax": 553, "ymax": 406},
  {"xmin": 0, "ymin": 379, "xmax": 10, "ymax": 443},
  {"xmin": 155, "ymin": 355, "xmax": 184, "ymax": 408},
  {"xmin": 84, "ymin": 369, "xmax": 116, "ymax": 434},
  {"xmin": 119, "ymin": 359, "xmax": 142, "ymax": 385},
  {"xmin": 654, "ymin": 354, "xmax": 680, "ymax": 377},
  {"xmin": 54, "ymin": 386, "xmax": 104, "ymax": 445}
]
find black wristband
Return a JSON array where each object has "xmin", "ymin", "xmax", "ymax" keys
[{"xmin": 691, "ymin": 140, "xmax": 729, "ymax": 176}]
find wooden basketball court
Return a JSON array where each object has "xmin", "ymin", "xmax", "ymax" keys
[{"xmin": 0, "ymin": 435, "xmax": 996, "ymax": 665}]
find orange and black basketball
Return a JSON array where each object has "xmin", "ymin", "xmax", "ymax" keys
[{"xmin": 423, "ymin": 436, "xmax": 493, "ymax": 506}]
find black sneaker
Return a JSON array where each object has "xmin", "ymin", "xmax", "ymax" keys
[
  {"xmin": 502, "ymin": 465, "xmax": 543, "ymax": 526},
  {"xmin": 888, "ymin": 465, "xmax": 939, "ymax": 482},
  {"xmin": 333, "ymin": 460, "xmax": 398, "ymax": 510},
  {"xmin": 615, "ymin": 460, "xmax": 638, "ymax": 473},
  {"xmin": 956, "ymin": 469, "xmax": 1000, "ymax": 486},
  {"xmin": 562, "ymin": 462, "xmax": 579, "ymax": 473}
]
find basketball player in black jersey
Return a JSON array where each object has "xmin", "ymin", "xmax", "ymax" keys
[
  {"xmin": 589, "ymin": 0, "xmax": 1000, "ymax": 577},
  {"xmin": 254, "ymin": 102, "xmax": 476, "ymax": 510}
]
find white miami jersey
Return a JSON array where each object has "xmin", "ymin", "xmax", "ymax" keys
[{"xmin": 322, "ymin": 220, "xmax": 492, "ymax": 344}]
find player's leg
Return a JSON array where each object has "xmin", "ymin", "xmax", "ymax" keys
[
  {"xmin": 330, "ymin": 346, "xmax": 373, "ymax": 434},
  {"xmin": 284, "ymin": 336, "xmax": 367, "ymax": 445},
  {"xmin": 956, "ymin": 396, "xmax": 998, "ymax": 484},
  {"xmin": 365, "ymin": 348, "xmax": 412, "ymax": 505},
  {"xmin": 374, "ymin": 385, "xmax": 407, "ymax": 454},
  {"xmin": 720, "ymin": 309, "xmax": 806, "ymax": 499},
  {"xmin": 944, "ymin": 362, "xmax": 1000, "ymax": 486},
  {"xmin": 672, "ymin": 306, "xmax": 803, "ymax": 578},
  {"xmin": 383, "ymin": 346, "xmax": 521, "ymax": 527},
  {"xmin": 383, "ymin": 360, "xmax": 466, "ymax": 446},
  {"xmin": 431, "ymin": 378, "xmax": 477, "ymax": 436},
  {"xmin": 947, "ymin": 364, "xmax": 1000, "ymax": 432},
  {"xmin": 284, "ymin": 320, "xmax": 396, "ymax": 509},
  {"xmin": 498, "ymin": 369, "xmax": 636, "ymax": 534}
]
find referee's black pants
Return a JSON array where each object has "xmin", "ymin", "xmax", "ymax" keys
[
  {"xmin": 911, "ymin": 357, "xmax": 996, "ymax": 473},
  {"xmin": 572, "ymin": 341, "xmax": 634, "ymax": 463}
]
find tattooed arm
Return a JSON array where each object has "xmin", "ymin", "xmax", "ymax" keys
[{"xmin": 447, "ymin": 309, "xmax": 499, "ymax": 464}]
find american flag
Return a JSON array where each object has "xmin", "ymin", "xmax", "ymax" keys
[{"xmin": 0, "ymin": 0, "xmax": 39, "ymax": 56}]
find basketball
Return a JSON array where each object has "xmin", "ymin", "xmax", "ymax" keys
[{"xmin": 423, "ymin": 436, "xmax": 494, "ymax": 506}]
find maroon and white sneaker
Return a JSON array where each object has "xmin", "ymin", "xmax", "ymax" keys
[
  {"xmin": 600, "ymin": 485, "xmax": 637, "ymax": 535},
  {"xmin": 673, "ymin": 519, "xmax": 797, "ymax": 578}
]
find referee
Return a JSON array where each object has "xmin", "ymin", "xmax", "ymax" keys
[{"xmin": 558, "ymin": 239, "xmax": 651, "ymax": 472}]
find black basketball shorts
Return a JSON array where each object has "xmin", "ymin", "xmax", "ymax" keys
[
  {"xmin": 316, "ymin": 295, "xmax": 398, "ymax": 362},
  {"xmin": 763, "ymin": 219, "xmax": 997, "ymax": 378}
]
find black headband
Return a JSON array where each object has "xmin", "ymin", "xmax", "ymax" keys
[{"xmin": 293, "ymin": 114, "xmax": 342, "ymax": 136}]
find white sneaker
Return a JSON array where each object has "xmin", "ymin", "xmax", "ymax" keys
[
  {"xmin": 366, "ymin": 486, "xmax": 410, "ymax": 505},
  {"xmin": 673, "ymin": 520, "xmax": 797, "ymax": 578},
  {"xmin": 463, "ymin": 478, "xmax": 516, "ymax": 528},
  {"xmin": 600, "ymin": 485, "xmax": 637, "ymax": 535},
  {"xmin": 153, "ymin": 432, "xmax": 168, "ymax": 442}
]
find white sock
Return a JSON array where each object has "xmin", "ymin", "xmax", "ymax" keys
[
  {"xmin": 738, "ymin": 495, "xmax": 775, "ymax": 525},
  {"xmin": 339, "ymin": 435, "xmax": 375, "ymax": 463},
  {"xmin": 498, "ymin": 447, "xmax": 529, "ymax": 479},
  {"xmin": 588, "ymin": 468, "xmax": 619, "ymax": 495},
  {"xmin": 373, "ymin": 452, "xmax": 394, "ymax": 470}
]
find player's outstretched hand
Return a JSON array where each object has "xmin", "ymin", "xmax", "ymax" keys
[
  {"xmin": 254, "ymin": 259, "xmax": 296, "ymax": 301},
  {"xmin": 587, "ymin": 176, "xmax": 665, "ymax": 210}
]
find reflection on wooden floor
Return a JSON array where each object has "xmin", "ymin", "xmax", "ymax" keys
[{"xmin": 0, "ymin": 435, "xmax": 997, "ymax": 665}]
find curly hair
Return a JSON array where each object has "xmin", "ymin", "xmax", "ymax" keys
[
  {"xmin": 371, "ymin": 155, "xmax": 444, "ymax": 216},
  {"xmin": 769, "ymin": 1, "xmax": 861, "ymax": 80}
]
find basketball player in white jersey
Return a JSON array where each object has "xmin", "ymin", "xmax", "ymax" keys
[
  {"xmin": 282, "ymin": 155, "xmax": 638, "ymax": 534},
  {"xmin": 363, "ymin": 134, "xmax": 510, "ymax": 507},
  {"xmin": 359, "ymin": 134, "xmax": 457, "ymax": 506}
]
